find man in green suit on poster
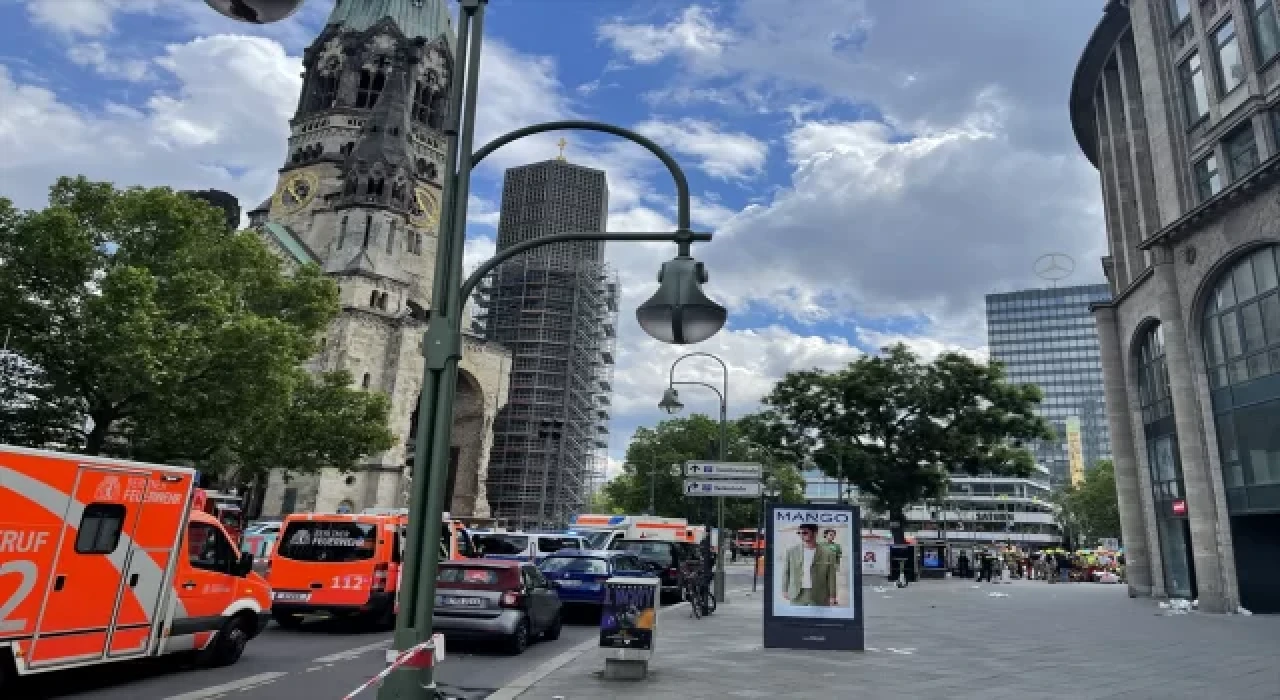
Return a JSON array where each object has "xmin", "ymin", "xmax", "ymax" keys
[{"xmin": 782, "ymin": 523, "xmax": 839, "ymax": 606}]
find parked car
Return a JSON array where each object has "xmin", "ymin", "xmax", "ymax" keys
[
  {"xmin": 472, "ymin": 532, "xmax": 585, "ymax": 563},
  {"xmin": 608, "ymin": 539, "xmax": 702, "ymax": 603},
  {"xmin": 433, "ymin": 560, "xmax": 561, "ymax": 654},
  {"xmin": 538, "ymin": 550, "xmax": 659, "ymax": 606}
]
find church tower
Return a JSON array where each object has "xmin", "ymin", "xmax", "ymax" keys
[{"xmin": 254, "ymin": 0, "xmax": 511, "ymax": 520}]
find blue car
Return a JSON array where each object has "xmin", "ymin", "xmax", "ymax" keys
[{"xmin": 538, "ymin": 550, "xmax": 659, "ymax": 605}]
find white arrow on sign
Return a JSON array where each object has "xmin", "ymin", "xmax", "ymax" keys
[
  {"xmin": 683, "ymin": 461, "xmax": 762, "ymax": 479},
  {"xmin": 683, "ymin": 479, "xmax": 761, "ymax": 497}
]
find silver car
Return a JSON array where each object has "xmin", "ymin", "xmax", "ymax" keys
[{"xmin": 433, "ymin": 560, "xmax": 562, "ymax": 654}]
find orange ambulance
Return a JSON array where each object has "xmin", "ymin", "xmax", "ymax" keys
[
  {"xmin": 0, "ymin": 446, "xmax": 272, "ymax": 689},
  {"xmin": 269, "ymin": 510, "xmax": 474, "ymax": 629}
]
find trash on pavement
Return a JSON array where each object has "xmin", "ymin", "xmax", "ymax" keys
[
  {"xmin": 872, "ymin": 586, "xmax": 889, "ymax": 593},
  {"xmin": 987, "ymin": 592, "xmax": 1009, "ymax": 598}
]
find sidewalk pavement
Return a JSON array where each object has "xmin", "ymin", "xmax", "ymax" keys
[{"xmin": 506, "ymin": 578, "xmax": 1280, "ymax": 700}]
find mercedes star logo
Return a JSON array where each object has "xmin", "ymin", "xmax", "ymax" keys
[{"xmin": 1034, "ymin": 253, "xmax": 1075, "ymax": 282}]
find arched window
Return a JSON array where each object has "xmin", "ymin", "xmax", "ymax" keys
[
  {"xmin": 428, "ymin": 92, "xmax": 447, "ymax": 129},
  {"xmin": 387, "ymin": 219, "xmax": 397, "ymax": 254},
  {"xmin": 412, "ymin": 231, "xmax": 423, "ymax": 255},
  {"xmin": 1202, "ymin": 244, "xmax": 1280, "ymax": 509},
  {"xmin": 363, "ymin": 214, "xmax": 373, "ymax": 248},
  {"xmin": 337, "ymin": 215, "xmax": 348, "ymax": 249},
  {"xmin": 344, "ymin": 177, "xmax": 358, "ymax": 196},
  {"xmin": 361, "ymin": 373, "xmax": 371, "ymax": 389},
  {"xmin": 370, "ymin": 290, "xmax": 379, "ymax": 307},
  {"xmin": 340, "ymin": 142, "xmax": 354, "ymax": 157},
  {"xmin": 412, "ymin": 81, "xmax": 430, "ymax": 123},
  {"xmin": 367, "ymin": 178, "xmax": 385, "ymax": 198},
  {"xmin": 1136, "ymin": 323, "xmax": 1195, "ymax": 599}
]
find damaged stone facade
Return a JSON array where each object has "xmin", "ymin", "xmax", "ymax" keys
[{"xmin": 255, "ymin": 2, "xmax": 510, "ymax": 519}]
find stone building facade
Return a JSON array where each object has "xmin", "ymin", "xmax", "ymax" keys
[
  {"xmin": 253, "ymin": 0, "xmax": 510, "ymax": 518},
  {"xmin": 1071, "ymin": 0, "xmax": 1280, "ymax": 614}
]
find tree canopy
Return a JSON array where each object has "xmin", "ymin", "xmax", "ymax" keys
[
  {"xmin": 1054, "ymin": 460, "xmax": 1122, "ymax": 547},
  {"xmin": 759, "ymin": 344, "xmax": 1055, "ymax": 542},
  {"xmin": 0, "ymin": 177, "xmax": 394, "ymax": 485},
  {"xmin": 602, "ymin": 413, "xmax": 806, "ymax": 530}
]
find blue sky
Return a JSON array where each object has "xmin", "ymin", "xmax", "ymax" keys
[{"xmin": 0, "ymin": 0, "xmax": 1111, "ymax": 476}]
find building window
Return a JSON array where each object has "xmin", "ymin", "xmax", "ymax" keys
[
  {"xmin": 1203, "ymin": 246, "xmax": 1280, "ymax": 388},
  {"xmin": 1169, "ymin": 0, "xmax": 1191, "ymax": 25},
  {"xmin": 337, "ymin": 215, "xmax": 348, "ymax": 249},
  {"xmin": 1225, "ymin": 123, "xmax": 1260, "ymax": 178},
  {"xmin": 387, "ymin": 219, "xmax": 397, "ymax": 254},
  {"xmin": 355, "ymin": 66, "xmax": 387, "ymax": 109},
  {"xmin": 1214, "ymin": 19, "xmax": 1246, "ymax": 95},
  {"xmin": 1179, "ymin": 52, "xmax": 1210, "ymax": 123},
  {"xmin": 1194, "ymin": 154, "xmax": 1223, "ymax": 200},
  {"xmin": 362, "ymin": 373, "xmax": 371, "ymax": 389},
  {"xmin": 412, "ymin": 231, "xmax": 423, "ymax": 255},
  {"xmin": 412, "ymin": 81, "xmax": 431, "ymax": 124},
  {"xmin": 1249, "ymin": 0, "xmax": 1280, "ymax": 64},
  {"xmin": 363, "ymin": 214, "xmax": 373, "ymax": 248},
  {"xmin": 1137, "ymin": 325, "xmax": 1174, "ymax": 425}
]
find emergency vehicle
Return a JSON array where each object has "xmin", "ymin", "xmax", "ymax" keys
[
  {"xmin": 268, "ymin": 510, "xmax": 474, "ymax": 629},
  {"xmin": 192, "ymin": 489, "xmax": 247, "ymax": 545},
  {"xmin": 568, "ymin": 514, "xmax": 702, "ymax": 549},
  {"xmin": 0, "ymin": 446, "xmax": 272, "ymax": 689}
]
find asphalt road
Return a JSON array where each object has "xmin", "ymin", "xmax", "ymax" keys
[{"xmin": 9, "ymin": 565, "xmax": 759, "ymax": 700}]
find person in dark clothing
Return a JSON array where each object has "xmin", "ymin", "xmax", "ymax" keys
[
  {"xmin": 1056, "ymin": 552, "xmax": 1072, "ymax": 583},
  {"xmin": 957, "ymin": 552, "xmax": 971, "ymax": 579},
  {"xmin": 979, "ymin": 551, "xmax": 995, "ymax": 582}
]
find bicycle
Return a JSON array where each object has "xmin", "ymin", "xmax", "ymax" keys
[{"xmin": 679, "ymin": 561, "xmax": 716, "ymax": 618}]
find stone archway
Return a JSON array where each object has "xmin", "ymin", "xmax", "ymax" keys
[
  {"xmin": 406, "ymin": 369, "xmax": 488, "ymax": 517},
  {"xmin": 448, "ymin": 370, "xmax": 487, "ymax": 517}
]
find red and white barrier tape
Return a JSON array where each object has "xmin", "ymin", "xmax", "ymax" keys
[{"xmin": 342, "ymin": 635, "xmax": 443, "ymax": 699}]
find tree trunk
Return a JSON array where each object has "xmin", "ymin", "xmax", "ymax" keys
[
  {"xmin": 888, "ymin": 505, "xmax": 908, "ymax": 544},
  {"xmin": 85, "ymin": 413, "xmax": 112, "ymax": 455}
]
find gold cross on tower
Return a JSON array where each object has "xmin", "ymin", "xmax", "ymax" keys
[{"xmin": 556, "ymin": 138, "xmax": 568, "ymax": 161}]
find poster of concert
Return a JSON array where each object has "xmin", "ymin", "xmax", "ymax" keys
[{"xmin": 599, "ymin": 581, "xmax": 656, "ymax": 651}]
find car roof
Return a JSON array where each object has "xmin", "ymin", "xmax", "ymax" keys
[
  {"xmin": 439, "ymin": 558, "xmax": 522, "ymax": 569},
  {"xmin": 543, "ymin": 549, "xmax": 627, "ymax": 558}
]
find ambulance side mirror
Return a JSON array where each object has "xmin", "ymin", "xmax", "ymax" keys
[{"xmin": 236, "ymin": 552, "xmax": 255, "ymax": 577}]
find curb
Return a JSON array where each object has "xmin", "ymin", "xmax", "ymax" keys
[{"xmin": 485, "ymin": 588, "xmax": 753, "ymax": 700}]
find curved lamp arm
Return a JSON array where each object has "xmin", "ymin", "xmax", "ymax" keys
[{"xmin": 472, "ymin": 120, "xmax": 692, "ymax": 232}]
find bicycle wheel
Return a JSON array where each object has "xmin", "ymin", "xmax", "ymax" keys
[
  {"xmin": 684, "ymin": 581, "xmax": 702, "ymax": 619},
  {"xmin": 702, "ymin": 588, "xmax": 717, "ymax": 615}
]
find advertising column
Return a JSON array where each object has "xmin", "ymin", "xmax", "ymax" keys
[{"xmin": 763, "ymin": 504, "xmax": 864, "ymax": 651}]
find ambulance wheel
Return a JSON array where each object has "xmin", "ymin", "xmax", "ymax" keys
[
  {"xmin": 204, "ymin": 616, "xmax": 250, "ymax": 668},
  {"xmin": 272, "ymin": 611, "xmax": 303, "ymax": 628}
]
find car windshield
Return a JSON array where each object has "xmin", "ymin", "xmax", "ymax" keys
[
  {"xmin": 583, "ymin": 531, "xmax": 614, "ymax": 549},
  {"xmin": 611, "ymin": 541, "xmax": 672, "ymax": 558},
  {"xmin": 537, "ymin": 536, "xmax": 582, "ymax": 553},
  {"xmin": 437, "ymin": 567, "xmax": 500, "ymax": 585},
  {"xmin": 474, "ymin": 534, "xmax": 528, "ymax": 555},
  {"xmin": 540, "ymin": 556, "xmax": 610, "ymax": 575},
  {"xmin": 277, "ymin": 522, "xmax": 377, "ymax": 562}
]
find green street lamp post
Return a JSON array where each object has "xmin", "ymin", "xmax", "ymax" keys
[
  {"xmin": 658, "ymin": 352, "xmax": 729, "ymax": 604},
  {"xmin": 209, "ymin": 2, "xmax": 728, "ymax": 697}
]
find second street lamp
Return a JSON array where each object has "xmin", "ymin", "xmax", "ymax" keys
[{"xmin": 662, "ymin": 352, "xmax": 730, "ymax": 604}]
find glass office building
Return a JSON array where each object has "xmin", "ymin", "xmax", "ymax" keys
[{"xmin": 986, "ymin": 284, "xmax": 1113, "ymax": 487}]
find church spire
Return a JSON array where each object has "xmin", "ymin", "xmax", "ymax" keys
[{"xmin": 327, "ymin": 0, "xmax": 455, "ymax": 41}]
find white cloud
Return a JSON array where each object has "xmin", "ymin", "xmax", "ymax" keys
[
  {"xmin": 0, "ymin": 36, "xmax": 298, "ymax": 212},
  {"xmin": 635, "ymin": 118, "xmax": 768, "ymax": 180},
  {"xmin": 596, "ymin": 6, "xmax": 733, "ymax": 67},
  {"xmin": 856, "ymin": 329, "xmax": 988, "ymax": 364},
  {"xmin": 67, "ymin": 42, "xmax": 152, "ymax": 82}
]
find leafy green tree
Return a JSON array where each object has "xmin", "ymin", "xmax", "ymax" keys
[
  {"xmin": 1054, "ymin": 460, "xmax": 1121, "ymax": 546},
  {"xmin": 603, "ymin": 414, "xmax": 806, "ymax": 530},
  {"xmin": 0, "ymin": 177, "xmax": 394, "ymax": 484},
  {"xmin": 760, "ymin": 344, "xmax": 1054, "ymax": 543}
]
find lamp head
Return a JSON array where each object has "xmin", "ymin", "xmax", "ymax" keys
[
  {"xmin": 204, "ymin": 0, "xmax": 304, "ymax": 23},
  {"xmin": 635, "ymin": 255, "xmax": 727, "ymax": 345},
  {"xmin": 658, "ymin": 387, "xmax": 684, "ymax": 414}
]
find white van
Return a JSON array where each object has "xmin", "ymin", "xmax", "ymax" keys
[{"xmin": 472, "ymin": 532, "xmax": 585, "ymax": 563}]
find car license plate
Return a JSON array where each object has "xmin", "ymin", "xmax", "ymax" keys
[
  {"xmin": 274, "ymin": 591, "xmax": 311, "ymax": 602},
  {"xmin": 439, "ymin": 596, "xmax": 484, "ymax": 607},
  {"xmin": 557, "ymin": 580, "xmax": 582, "ymax": 587}
]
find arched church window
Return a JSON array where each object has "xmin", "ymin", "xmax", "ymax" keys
[
  {"xmin": 344, "ymin": 177, "xmax": 357, "ymax": 196},
  {"xmin": 363, "ymin": 214, "xmax": 373, "ymax": 248},
  {"xmin": 415, "ymin": 158, "xmax": 428, "ymax": 177},
  {"xmin": 412, "ymin": 231, "xmax": 423, "ymax": 256},
  {"xmin": 427, "ymin": 92, "xmax": 447, "ymax": 129},
  {"xmin": 310, "ymin": 66, "xmax": 339, "ymax": 111},
  {"xmin": 391, "ymin": 182, "xmax": 405, "ymax": 206},
  {"xmin": 370, "ymin": 290, "xmax": 379, "ymax": 307},
  {"xmin": 387, "ymin": 219, "xmax": 397, "ymax": 254},
  {"xmin": 379, "ymin": 292, "xmax": 389, "ymax": 311},
  {"xmin": 337, "ymin": 215, "xmax": 348, "ymax": 249},
  {"xmin": 361, "ymin": 373, "xmax": 371, "ymax": 389},
  {"xmin": 367, "ymin": 178, "xmax": 385, "ymax": 198},
  {"xmin": 356, "ymin": 69, "xmax": 379, "ymax": 108},
  {"xmin": 412, "ymin": 81, "xmax": 430, "ymax": 123}
]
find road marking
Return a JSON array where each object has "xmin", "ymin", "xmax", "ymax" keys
[
  {"xmin": 163, "ymin": 672, "xmax": 287, "ymax": 699},
  {"xmin": 306, "ymin": 666, "xmax": 323, "ymax": 672},
  {"xmin": 312, "ymin": 639, "xmax": 392, "ymax": 663}
]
